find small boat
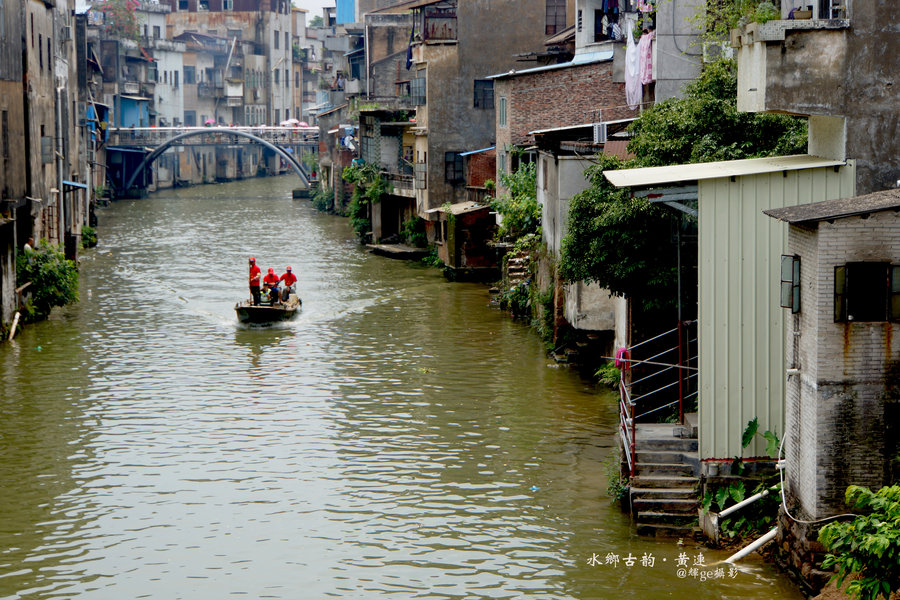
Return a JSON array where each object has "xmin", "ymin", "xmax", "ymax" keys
[{"xmin": 235, "ymin": 293, "xmax": 301, "ymax": 324}]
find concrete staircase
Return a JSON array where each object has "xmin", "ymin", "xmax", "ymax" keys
[{"xmin": 629, "ymin": 415, "xmax": 700, "ymax": 537}]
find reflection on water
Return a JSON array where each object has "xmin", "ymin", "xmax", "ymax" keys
[{"xmin": 0, "ymin": 177, "xmax": 803, "ymax": 599}]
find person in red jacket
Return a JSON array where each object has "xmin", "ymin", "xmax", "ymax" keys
[
  {"xmin": 263, "ymin": 267, "xmax": 281, "ymax": 304},
  {"xmin": 279, "ymin": 266, "xmax": 297, "ymax": 301},
  {"xmin": 248, "ymin": 257, "xmax": 261, "ymax": 305}
]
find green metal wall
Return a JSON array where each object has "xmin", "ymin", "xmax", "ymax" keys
[{"xmin": 697, "ymin": 161, "xmax": 856, "ymax": 461}]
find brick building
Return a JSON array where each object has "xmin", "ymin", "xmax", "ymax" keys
[
  {"xmin": 765, "ymin": 191, "xmax": 900, "ymax": 520},
  {"xmin": 490, "ymin": 53, "xmax": 636, "ymax": 179}
]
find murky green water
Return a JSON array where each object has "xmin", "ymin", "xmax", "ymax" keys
[{"xmin": 0, "ymin": 177, "xmax": 803, "ymax": 599}]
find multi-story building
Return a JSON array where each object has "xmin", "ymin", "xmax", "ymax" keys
[{"xmin": 406, "ymin": 0, "xmax": 571, "ymax": 215}]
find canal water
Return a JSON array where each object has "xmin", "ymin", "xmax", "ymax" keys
[{"xmin": 0, "ymin": 177, "xmax": 803, "ymax": 599}]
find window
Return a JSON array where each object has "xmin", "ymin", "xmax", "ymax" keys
[
  {"xmin": 295, "ymin": 71, "xmax": 300, "ymax": 88},
  {"xmin": 198, "ymin": 0, "xmax": 208, "ymax": 9},
  {"xmin": 546, "ymin": 0, "xmax": 566, "ymax": 35},
  {"xmin": 411, "ymin": 70, "xmax": 426, "ymax": 105},
  {"xmin": 184, "ymin": 110, "xmax": 196, "ymax": 126},
  {"xmin": 498, "ymin": 151, "xmax": 506, "ymax": 175},
  {"xmin": 834, "ymin": 262, "xmax": 900, "ymax": 322},
  {"xmin": 224, "ymin": 0, "xmax": 233, "ymax": 10},
  {"xmin": 445, "ymin": 152, "xmax": 463, "ymax": 183},
  {"xmin": 152, "ymin": 25, "xmax": 161, "ymax": 39},
  {"xmin": 184, "ymin": 66, "xmax": 196, "ymax": 84},
  {"xmin": 227, "ymin": 29, "xmax": 241, "ymax": 39},
  {"xmin": 275, "ymin": 109, "xmax": 280, "ymax": 123},
  {"xmin": 285, "ymin": 68, "xmax": 289, "ymax": 88},
  {"xmin": 174, "ymin": 70, "xmax": 179, "ymax": 88},
  {"xmin": 473, "ymin": 79, "xmax": 494, "ymax": 109},
  {"xmin": 780, "ymin": 255, "xmax": 800, "ymax": 313},
  {"xmin": 285, "ymin": 32, "xmax": 289, "ymax": 52},
  {"xmin": 39, "ymin": 34, "xmax": 42, "ymax": 70},
  {"xmin": 274, "ymin": 30, "xmax": 280, "ymax": 49},
  {"xmin": 274, "ymin": 69, "xmax": 280, "ymax": 85},
  {"xmin": 498, "ymin": 96, "xmax": 507, "ymax": 127},
  {"xmin": 178, "ymin": 0, "xmax": 187, "ymax": 10}
]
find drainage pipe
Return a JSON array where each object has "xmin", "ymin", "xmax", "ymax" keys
[{"xmin": 725, "ymin": 527, "xmax": 778, "ymax": 564}]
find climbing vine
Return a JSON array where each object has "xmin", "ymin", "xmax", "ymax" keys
[
  {"xmin": 95, "ymin": 0, "xmax": 141, "ymax": 44},
  {"xmin": 491, "ymin": 162, "xmax": 539, "ymax": 242},
  {"xmin": 342, "ymin": 163, "xmax": 390, "ymax": 243}
]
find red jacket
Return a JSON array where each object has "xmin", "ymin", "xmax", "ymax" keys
[
  {"xmin": 263, "ymin": 273, "xmax": 280, "ymax": 286},
  {"xmin": 249, "ymin": 264, "xmax": 261, "ymax": 287},
  {"xmin": 280, "ymin": 271, "xmax": 297, "ymax": 286}
]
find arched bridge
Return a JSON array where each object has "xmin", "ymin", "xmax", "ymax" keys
[{"xmin": 112, "ymin": 126, "xmax": 318, "ymax": 192}]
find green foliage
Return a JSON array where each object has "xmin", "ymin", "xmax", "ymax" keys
[
  {"xmin": 292, "ymin": 43, "xmax": 306, "ymax": 63},
  {"xmin": 81, "ymin": 226, "xmax": 98, "ymax": 249},
  {"xmin": 484, "ymin": 178, "xmax": 496, "ymax": 192},
  {"xmin": 421, "ymin": 246, "xmax": 444, "ymax": 268},
  {"xmin": 693, "ymin": 1, "xmax": 778, "ymax": 45},
  {"xmin": 342, "ymin": 163, "xmax": 389, "ymax": 243},
  {"xmin": 701, "ymin": 479, "xmax": 781, "ymax": 540},
  {"xmin": 491, "ymin": 162, "xmax": 540, "ymax": 242},
  {"xmin": 741, "ymin": 417, "xmax": 781, "ymax": 458},
  {"xmin": 819, "ymin": 485, "xmax": 900, "ymax": 600},
  {"xmin": 628, "ymin": 59, "xmax": 807, "ymax": 166},
  {"xmin": 559, "ymin": 154, "xmax": 679, "ymax": 314},
  {"xmin": 311, "ymin": 183, "xmax": 332, "ymax": 213},
  {"xmin": 400, "ymin": 217, "xmax": 427, "ymax": 247},
  {"xmin": 16, "ymin": 241, "xmax": 79, "ymax": 323},
  {"xmin": 606, "ymin": 453, "xmax": 629, "ymax": 503},
  {"xmin": 595, "ymin": 361, "xmax": 622, "ymax": 388},
  {"xmin": 309, "ymin": 15, "xmax": 324, "ymax": 28},
  {"xmin": 503, "ymin": 281, "xmax": 531, "ymax": 318}
]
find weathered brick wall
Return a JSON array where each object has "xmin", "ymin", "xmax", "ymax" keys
[
  {"xmin": 787, "ymin": 210, "xmax": 900, "ymax": 519},
  {"xmin": 465, "ymin": 149, "xmax": 496, "ymax": 188},
  {"xmin": 495, "ymin": 60, "xmax": 635, "ymax": 149}
]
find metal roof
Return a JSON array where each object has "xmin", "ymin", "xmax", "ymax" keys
[
  {"xmin": 487, "ymin": 49, "xmax": 613, "ymax": 80},
  {"xmin": 764, "ymin": 188, "xmax": 900, "ymax": 224},
  {"xmin": 424, "ymin": 201, "xmax": 491, "ymax": 216},
  {"xmin": 604, "ymin": 154, "xmax": 845, "ymax": 188}
]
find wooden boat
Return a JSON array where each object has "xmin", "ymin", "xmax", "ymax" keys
[{"xmin": 235, "ymin": 293, "xmax": 301, "ymax": 324}]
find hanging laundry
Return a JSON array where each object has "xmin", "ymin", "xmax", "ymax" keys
[
  {"xmin": 625, "ymin": 31, "xmax": 642, "ymax": 110},
  {"xmin": 638, "ymin": 0, "xmax": 654, "ymax": 12},
  {"xmin": 639, "ymin": 30, "xmax": 655, "ymax": 85}
]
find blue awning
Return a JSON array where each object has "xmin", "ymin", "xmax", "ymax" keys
[
  {"xmin": 459, "ymin": 146, "xmax": 495, "ymax": 157},
  {"xmin": 63, "ymin": 180, "xmax": 89, "ymax": 189}
]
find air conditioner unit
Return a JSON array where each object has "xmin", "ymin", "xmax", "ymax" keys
[
  {"xmin": 593, "ymin": 122, "xmax": 607, "ymax": 144},
  {"xmin": 702, "ymin": 41, "xmax": 733, "ymax": 63},
  {"xmin": 62, "ymin": 25, "xmax": 72, "ymax": 41}
]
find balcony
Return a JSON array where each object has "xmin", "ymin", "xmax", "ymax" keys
[
  {"xmin": 123, "ymin": 81, "xmax": 140, "ymax": 95},
  {"xmin": 198, "ymin": 81, "xmax": 223, "ymax": 98},
  {"xmin": 732, "ymin": 15, "xmax": 850, "ymax": 116}
]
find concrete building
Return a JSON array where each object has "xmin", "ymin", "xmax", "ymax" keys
[
  {"xmin": 0, "ymin": 0, "xmax": 28, "ymax": 329},
  {"xmin": 731, "ymin": 0, "xmax": 891, "ymax": 195},
  {"xmin": 406, "ymin": 0, "xmax": 569, "ymax": 215}
]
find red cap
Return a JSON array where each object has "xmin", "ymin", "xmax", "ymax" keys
[
  {"xmin": 286, "ymin": 266, "xmax": 292, "ymax": 271},
  {"xmin": 249, "ymin": 257, "xmax": 255, "ymax": 262},
  {"xmin": 268, "ymin": 267, "xmax": 274, "ymax": 274}
]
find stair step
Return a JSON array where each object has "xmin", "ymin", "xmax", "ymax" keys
[
  {"xmin": 634, "ymin": 450, "xmax": 690, "ymax": 464},
  {"xmin": 634, "ymin": 438, "xmax": 698, "ymax": 452},
  {"xmin": 637, "ymin": 511, "xmax": 699, "ymax": 525},
  {"xmin": 636, "ymin": 523, "xmax": 698, "ymax": 538},
  {"xmin": 631, "ymin": 474, "xmax": 698, "ymax": 489},
  {"xmin": 630, "ymin": 487, "xmax": 696, "ymax": 499},
  {"xmin": 635, "ymin": 462, "xmax": 694, "ymax": 476},
  {"xmin": 632, "ymin": 498, "xmax": 698, "ymax": 513}
]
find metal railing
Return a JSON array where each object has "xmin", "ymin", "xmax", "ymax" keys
[{"xmin": 617, "ymin": 320, "xmax": 698, "ymax": 476}]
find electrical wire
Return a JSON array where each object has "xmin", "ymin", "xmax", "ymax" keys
[{"xmin": 777, "ymin": 429, "xmax": 858, "ymax": 525}]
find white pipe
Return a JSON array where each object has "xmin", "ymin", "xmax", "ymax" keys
[
  {"xmin": 725, "ymin": 527, "xmax": 777, "ymax": 563},
  {"xmin": 719, "ymin": 486, "xmax": 776, "ymax": 519}
]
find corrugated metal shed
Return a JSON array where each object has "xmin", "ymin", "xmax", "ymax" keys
[{"xmin": 606, "ymin": 156, "xmax": 857, "ymax": 462}]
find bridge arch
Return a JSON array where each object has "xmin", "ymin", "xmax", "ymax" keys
[{"xmin": 123, "ymin": 127, "xmax": 310, "ymax": 192}]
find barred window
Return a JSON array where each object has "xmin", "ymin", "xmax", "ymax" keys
[
  {"xmin": 546, "ymin": 0, "xmax": 566, "ymax": 35},
  {"xmin": 834, "ymin": 262, "xmax": 900, "ymax": 322},
  {"xmin": 445, "ymin": 152, "xmax": 463, "ymax": 183},
  {"xmin": 473, "ymin": 79, "xmax": 494, "ymax": 109}
]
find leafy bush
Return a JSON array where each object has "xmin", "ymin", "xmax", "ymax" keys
[
  {"xmin": 820, "ymin": 485, "xmax": 900, "ymax": 600},
  {"xmin": 16, "ymin": 241, "xmax": 79, "ymax": 322},
  {"xmin": 81, "ymin": 226, "xmax": 98, "ymax": 249},
  {"xmin": 401, "ymin": 217, "xmax": 427, "ymax": 247},
  {"xmin": 491, "ymin": 162, "xmax": 539, "ymax": 241},
  {"xmin": 311, "ymin": 183, "xmax": 332, "ymax": 213}
]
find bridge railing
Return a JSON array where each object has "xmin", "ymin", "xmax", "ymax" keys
[{"xmin": 109, "ymin": 126, "xmax": 319, "ymax": 147}]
